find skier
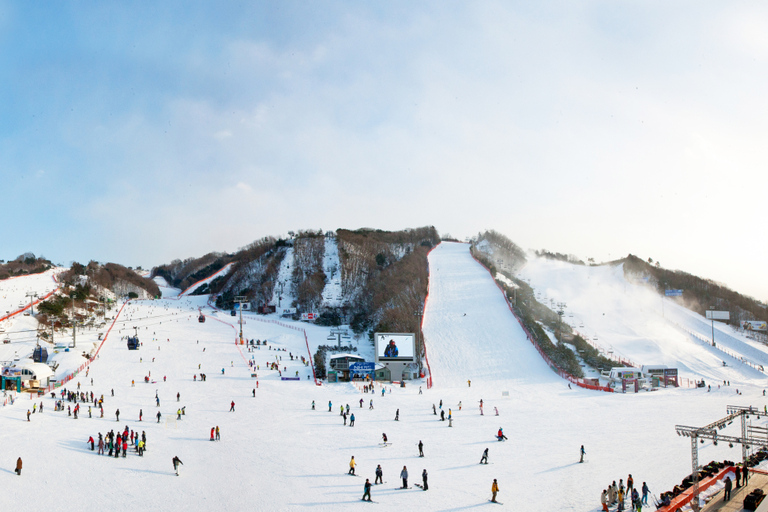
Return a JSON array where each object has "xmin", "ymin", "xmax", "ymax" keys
[
  {"xmin": 375, "ymin": 464, "xmax": 383, "ymax": 484},
  {"xmin": 88, "ymin": 436, "xmax": 95, "ymax": 451},
  {"xmin": 216, "ymin": 426, "xmax": 220, "ymax": 440},
  {"xmin": 139, "ymin": 409, "xmax": 143, "ymax": 421},
  {"xmin": 440, "ymin": 410, "xmax": 445, "ymax": 421},
  {"xmin": 382, "ymin": 433, "xmax": 388, "ymax": 444},
  {"xmin": 115, "ymin": 409, "xmax": 120, "ymax": 421},
  {"xmin": 312, "ymin": 401, "xmax": 315, "ymax": 410},
  {"xmin": 210, "ymin": 427, "xmax": 215, "ymax": 441},
  {"xmin": 177, "ymin": 392, "xmax": 180, "ymax": 402},
  {"xmin": 328, "ymin": 401, "xmax": 332, "ymax": 412},
  {"xmin": 230, "ymin": 401, "xmax": 235, "ymax": 412},
  {"xmin": 601, "ymin": 489, "xmax": 609, "ymax": 511},
  {"xmin": 491, "ymin": 479, "xmax": 500, "ymax": 503},
  {"xmin": 400, "ymin": 466, "xmax": 408, "ymax": 489},
  {"xmin": 362, "ymin": 478, "xmax": 372, "ymax": 501},
  {"xmin": 172, "ymin": 455, "xmax": 183, "ymax": 476},
  {"xmin": 97, "ymin": 434, "xmax": 104, "ymax": 455},
  {"xmin": 418, "ymin": 440, "xmax": 424, "ymax": 457},
  {"xmin": 359, "ymin": 398, "xmax": 363, "ymax": 408},
  {"xmin": 177, "ymin": 409, "xmax": 181, "ymax": 420},
  {"xmin": 350, "ymin": 413, "xmax": 355, "ymax": 427},
  {"xmin": 580, "ymin": 445, "xmax": 586, "ymax": 463},
  {"xmin": 348, "ymin": 456, "xmax": 356, "ymax": 475},
  {"xmin": 494, "ymin": 407, "xmax": 499, "ymax": 416},
  {"xmin": 395, "ymin": 409, "xmax": 399, "ymax": 421},
  {"xmin": 480, "ymin": 448, "xmax": 489, "ymax": 464},
  {"xmin": 421, "ymin": 469, "xmax": 428, "ymax": 491},
  {"xmin": 369, "ymin": 399, "xmax": 373, "ymax": 410},
  {"xmin": 641, "ymin": 482, "xmax": 649, "ymax": 505},
  {"xmin": 156, "ymin": 411, "xmax": 162, "ymax": 423},
  {"xmin": 15, "ymin": 457, "xmax": 22, "ymax": 476},
  {"xmin": 432, "ymin": 404, "xmax": 437, "ymax": 415}
]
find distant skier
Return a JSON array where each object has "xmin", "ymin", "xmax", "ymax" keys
[
  {"xmin": 440, "ymin": 410, "xmax": 445, "ymax": 421},
  {"xmin": 312, "ymin": 401, "xmax": 315, "ymax": 410},
  {"xmin": 497, "ymin": 428, "xmax": 507, "ymax": 441},
  {"xmin": 177, "ymin": 392, "xmax": 180, "ymax": 402},
  {"xmin": 156, "ymin": 411, "xmax": 162, "ymax": 423},
  {"xmin": 362, "ymin": 478, "xmax": 372, "ymax": 501},
  {"xmin": 216, "ymin": 426, "xmax": 220, "ymax": 440},
  {"xmin": 375, "ymin": 464, "xmax": 383, "ymax": 484},
  {"xmin": 350, "ymin": 413, "xmax": 355, "ymax": 427},
  {"xmin": 15, "ymin": 457, "xmax": 22, "ymax": 476},
  {"xmin": 421, "ymin": 469, "xmax": 428, "ymax": 490},
  {"xmin": 480, "ymin": 448, "xmax": 489, "ymax": 464},
  {"xmin": 580, "ymin": 445, "xmax": 585, "ymax": 463},
  {"xmin": 395, "ymin": 409, "xmax": 399, "ymax": 421},
  {"xmin": 418, "ymin": 440, "xmax": 424, "ymax": 457},
  {"xmin": 88, "ymin": 436, "xmax": 95, "ymax": 451},
  {"xmin": 491, "ymin": 479, "xmax": 500, "ymax": 503},
  {"xmin": 494, "ymin": 407, "xmax": 499, "ymax": 416},
  {"xmin": 360, "ymin": 398, "xmax": 364, "ymax": 408},
  {"xmin": 210, "ymin": 427, "xmax": 215, "ymax": 441},
  {"xmin": 230, "ymin": 401, "xmax": 235, "ymax": 412},
  {"xmin": 172, "ymin": 456, "xmax": 183, "ymax": 476},
  {"xmin": 115, "ymin": 409, "xmax": 120, "ymax": 421},
  {"xmin": 382, "ymin": 433, "xmax": 388, "ymax": 443},
  {"xmin": 468, "ymin": 379, "xmax": 471, "ymax": 387},
  {"xmin": 348, "ymin": 456, "xmax": 356, "ymax": 475},
  {"xmin": 400, "ymin": 466, "xmax": 408, "ymax": 489},
  {"xmin": 432, "ymin": 404, "xmax": 437, "ymax": 415},
  {"xmin": 329, "ymin": 401, "xmax": 332, "ymax": 412}
]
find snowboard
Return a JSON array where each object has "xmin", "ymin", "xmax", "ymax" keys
[
  {"xmin": 488, "ymin": 500, "xmax": 503, "ymax": 505},
  {"xmin": 414, "ymin": 483, "xmax": 427, "ymax": 490},
  {"xmin": 379, "ymin": 442, "xmax": 392, "ymax": 447}
]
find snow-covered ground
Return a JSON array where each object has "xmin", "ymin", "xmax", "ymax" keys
[
  {"xmin": 270, "ymin": 246, "xmax": 295, "ymax": 313},
  {"xmin": 178, "ymin": 263, "xmax": 234, "ymax": 297},
  {"xmin": 321, "ymin": 237, "xmax": 343, "ymax": 308},
  {"xmin": 518, "ymin": 257, "xmax": 768, "ymax": 387},
  {"xmin": 1, "ymin": 244, "xmax": 766, "ymax": 512}
]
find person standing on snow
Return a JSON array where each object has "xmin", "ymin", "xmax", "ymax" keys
[
  {"xmin": 156, "ymin": 411, "xmax": 162, "ymax": 423},
  {"xmin": 15, "ymin": 457, "xmax": 22, "ymax": 476},
  {"xmin": 601, "ymin": 489, "xmax": 609, "ymax": 511},
  {"xmin": 349, "ymin": 413, "xmax": 355, "ymax": 427},
  {"xmin": 210, "ymin": 427, "xmax": 215, "ymax": 441},
  {"xmin": 215, "ymin": 426, "xmax": 220, "ymax": 440},
  {"xmin": 421, "ymin": 469, "xmax": 428, "ymax": 490},
  {"xmin": 491, "ymin": 479, "xmax": 500, "ymax": 503},
  {"xmin": 418, "ymin": 440, "xmax": 424, "ymax": 457},
  {"xmin": 395, "ymin": 409, "xmax": 399, "ymax": 421},
  {"xmin": 580, "ymin": 445, "xmax": 586, "ymax": 463},
  {"xmin": 480, "ymin": 448, "xmax": 489, "ymax": 464},
  {"xmin": 375, "ymin": 465, "xmax": 383, "ymax": 484},
  {"xmin": 348, "ymin": 456, "xmax": 356, "ymax": 475},
  {"xmin": 230, "ymin": 401, "xmax": 235, "ymax": 412},
  {"xmin": 172, "ymin": 456, "xmax": 183, "ymax": 476},
  {"xmin": 362, "ymin": 478, "xmax": 372, "ymax": 501},
  {"xmin": 400, "ymin": 466, "xmax": 408, "ymax": 489},
  {"xmin": 88, "ymin": 436, "xmax": 95, "ymax": 451}
]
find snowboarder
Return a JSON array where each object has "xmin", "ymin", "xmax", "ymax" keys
[
  {"xmin": 418, "ymin": 440, "xmax": 424, "ymax": 457},
  {"xmin": 312, "ymin": 401, "xmax": 315, "ymax": 410},
  {"xmin": 350, "ymin": 413, "xmax": 355, "ymax": 427},
  {"xmin": 491, "ymin": 479, "xmax": 499, "ymax": 503},
  {"xmin": 382, "ymin": 433, "xmax": 388, "ymax": 444},
  {"xmin": 172, "ymin": 455, "xmax": 183, "ymax": 476},
  {"xmin": 375, "ymin": 464, "xmax": 383, "ymax": 484},
  {"xmin": 156, "ymin": 411, "xmax": 162, "ymax": 423},
  {"xmin": 422, "ymin": 469, "xmax": 428, "ymax": 490},
  {"xmin": 580, "ymin": 445, "xmax": 585, "ymax": 463},
  {"xmin": 210, "ymin": 427, "xmax": 215, "ymax": 441},
  {"xmin": 230, "ymin": 400, "xmax": 235, "ymax": 412},
  {"xmin": 348, "ymin": 456, "xmax": 356, "ymax": 475},
  {"xmin": 440, "ymin": 410, "xmax": 445, "ymax": 421},
  {"xmin": 362, "ymin": 478, "xmax": 372, "ymax": 501},
  {"xmin": 395, "ymin": 409, "xmax": 399, "ymax": 421},
  {"xmin": 328, "ymin": 401, "xmax": 332, "ymax": 412},
  {"xmin": 215, "ymin": 426, "xmax": 220, "ymax": 440},
  {"xmin": 497, "ymin": 428, "xmax": 507, "ymax": 441},
  {"xmin": 400, "ymin": 466, "xmax": 408, "ymax": 489},
  {"xmin": 480, "ymin": 448, "xmax": 489, "ymax": 464},
  {"xmin": 468, "ymin": 380, "xmax": 471, "ymax": 387},
  {"xmin": 177, "ymin": 392, "xmax": 180, "ymax": 402},
  {"xmin": 15, "ymin": 457, "xmax": 22, "ymax": 476}
]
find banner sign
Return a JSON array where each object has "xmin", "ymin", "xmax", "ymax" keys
[
  {"xmin": 350, "ymin": 362, "xmax": 376, "ymax": 372},
  {"xmin": 665, "ymin": 289, "xmax": 683, "ymax": 296},
  {"xmin": 706, "ymin": 310, "xmax": 730, "ymax": 321}
]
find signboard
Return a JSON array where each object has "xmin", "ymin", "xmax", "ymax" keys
[
  {"xmin": 281, "ymin": 308, "xmax": 297, "ymax": 315},
  {"xmin": 375, "ymin": 333, "xmax": 415, "ymax": 362},
  {"xmin": 350, "ymin": 362, "xmax": 376, "ymax": 372},
  {"xmin": 301, "ymin": 313, "xmax": 317, "ymax": 321},
  {"xmin": 665, "ymin": 289, "xmax": 683, "ymax": 297},
  {"xmin": 706, "ymin": 310, "xmax": 730, "ymax": 321},
  {"xmin": 743, "ymin": 321, "xmax": 767, "ymax": 332},
  {"xmin": 234, "ymin": 303, "xmax": 250, "ymax": 311}
]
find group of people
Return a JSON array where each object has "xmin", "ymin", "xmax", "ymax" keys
[
  {"xmin": 600, "ymin": 475, "xmax": 648, "ymax": 511},
  {"xmin": 358, "ymin": 462, "xmax": 429, "ymax": 501},
  {"xmin": 89, "ymin": 429, "xmax": 148, "ymax": 457}
]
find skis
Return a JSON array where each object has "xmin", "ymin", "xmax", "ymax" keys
[
  {"xmin": 379, "ymin": 443, "xmax": 392, "ymax": 447},
  {"xmin": 361, "ymin": 499, "xmax": 377, "ymax": 503},
  {"xmin": 488, "ymin": 500, "xmax": 503, "ymax": 504}
]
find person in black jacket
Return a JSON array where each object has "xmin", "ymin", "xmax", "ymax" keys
[
  {"xmin": 172, "ymin": 456, "xmax": 183, "ymax": 476},
  {"xmin": 723, "ymin": 476, "xmax": 732, "ymax": 501},
  {"xmin": 362, "ymin": 479, "xmax": 372, "ymax": 501},
  {"xmin": 422, "ymin": 469, "xmax": 428, "ymax": 490}
]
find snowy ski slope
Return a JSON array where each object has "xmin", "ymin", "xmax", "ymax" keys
[{"xmin": 2, "ymin": 244, "xmax": 768, "ymax": 512}]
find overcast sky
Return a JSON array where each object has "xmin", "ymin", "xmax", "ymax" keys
[{"xmin": 2, "ymin": 2, "xmax": 767, "ymax": 301}]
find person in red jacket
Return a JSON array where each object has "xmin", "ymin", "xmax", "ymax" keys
[{"xmin": 210, "ymin": 427, "xmax": 215, "ymax": 441}]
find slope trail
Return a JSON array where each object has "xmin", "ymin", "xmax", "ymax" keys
[{"xmin": 423, "ymin": 242, "xmax": 562, "ymax": 388}]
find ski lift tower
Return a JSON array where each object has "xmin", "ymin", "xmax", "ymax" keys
[
  {"xmin": 675, "ymin": 405, "xmax": 763, "ymax": 511},
  {"xmin": 414, "ymin": 303, "xmax": 424, "ymax": 366},
  {"xmin": 235, "ymin": 296, "xmax": 247, "ymax": 344},
  {"xmin": 329, "ymin": 327, "xmax": 350, "ymax": 348},
  {"xmin": 26, "ymin": 291, "xmax": 38, "ymax": 315}
]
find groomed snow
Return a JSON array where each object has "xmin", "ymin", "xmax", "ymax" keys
[{"xmin": 1, "ymin": 244, "xmax": 766, "ymax": 512}]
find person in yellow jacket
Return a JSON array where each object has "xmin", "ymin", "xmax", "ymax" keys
[
  {"xmin": 348, "ymin": 456, "xmax": 356, "ymax": 475},
  {"xmin": 491, "ymin": 479, "xmax": 499, "ymax": 502}
]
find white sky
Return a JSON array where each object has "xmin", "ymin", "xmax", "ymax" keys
[{"xmin": 2, "ymin": 2, "xmax": 767, "ymax": 300}]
